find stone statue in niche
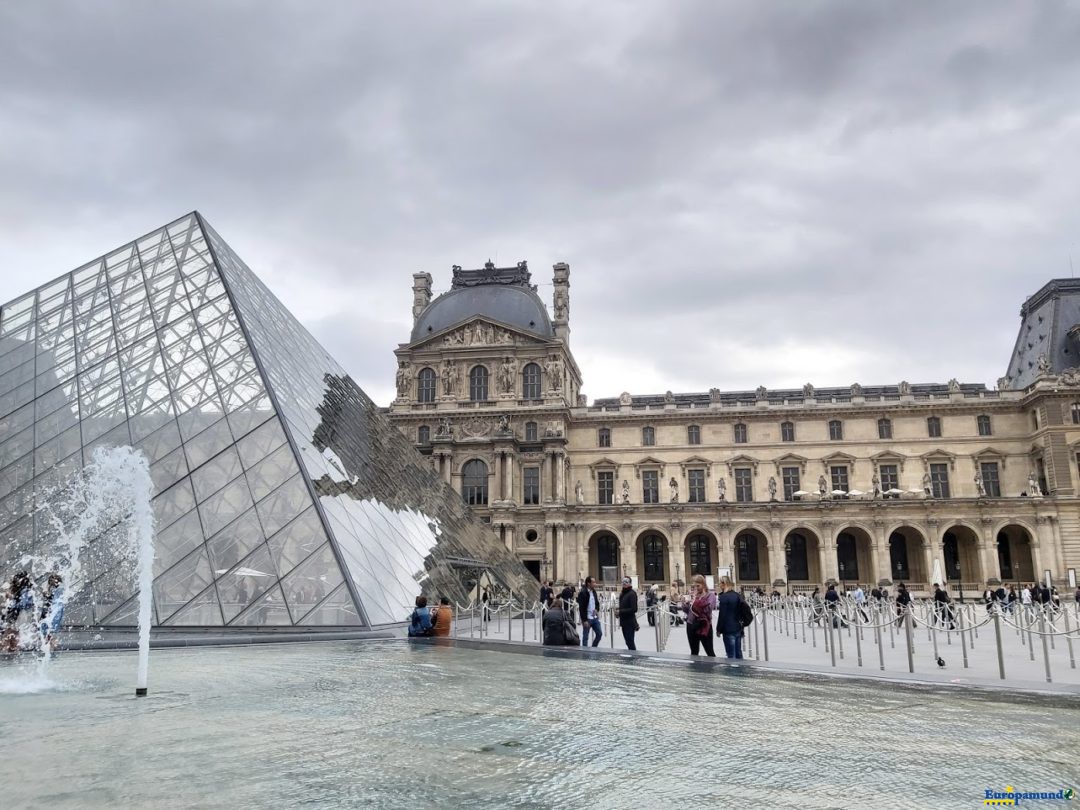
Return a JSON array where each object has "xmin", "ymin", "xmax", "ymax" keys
[
  {"xmin": 664, "ymin": 390, "xmax": 675, "ymax": 404},
  {"xmin": 709, "ymin": 388, "xmax": 722, "ymax": 404},
  {"xmin": 621, "ymin": 479, "xmax": 631, "ymax": 504},
  {"xmin": 922, "ymin": 472, "xmax": 933, "ymax": 496},
  {"xmin": 669, "ymin": 477, "xmax": 679, "ymax": 503},
  {"xmin": 850, "ymin": 383, "xmax": 863, "ymax": 397},
  {"xmin": 756, "ymin": 385, "xmax": 768, "ymax": 400},
  {"xmin": 497, "ymin": 414, "xmax": 511, "ymax": 434},
  {"xmin": 803, "ymin": 383, "xmax": 815, "ymax": 398},
  {"xmin": 717, "ymin": 478, "xmax": 727, "ymax": 501},
  {"xmin": 974, "ymin": 473, "xmax": 986, "ymax": 497},
  {"xmin": 395, "ymin": 361, "xmax": 409, "ymax": 398},
  {"xmin": 497, "ymin": 356, "xmax": 516, "ymax": 394},
  {"xmin": 554, "ymin": 288, "xmax": 568, "ymax": 320},
  {"xmin": 1028, "ymin": 470, "xmax": 1043, "ymax": 497},
  {"xmin": 620, "ymin": 391, "xmax": 633, "ymax": 405},
  {"xmin": 436, "ymin": 417, "xmax": 453, "ymax": 438},
  {"xmin": 767, "ymin": 476, "xmax": 778, "ymax": 501},
  {"xmin": 545, "ymin": 356, "xmax": 563, "ymax": 391},
  {"xmin": 574, "ymin": 480, "xmax": 584, "ymax": 505},
  {"xmin": 947, "ymin": 378, "xmax": 961, "ymax": 393},
  {"xmin": 898, "ymin": 380, "xmax": 912, "ymax": 396},
  {"xmin": 440, "ymin": 360, "xmax": 458, "ymax": 396},
  {"xmin": 577, "ymin": 394, "xmax": 587, "ymax": 407},
  {"xmin": 871, "ymin": 474, "xmax": 882, "ymax": 499},
  {"xmin": 818, "ymin": 475, "xmax": 827, "ymax": 497}
]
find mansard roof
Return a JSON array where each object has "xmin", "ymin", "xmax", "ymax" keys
[{"xmin": 593, "ymin": 382, "xmax": 988, "ymax": 408}]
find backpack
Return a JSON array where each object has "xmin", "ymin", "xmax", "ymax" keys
[{"xmin": 737, "ymin": 597, "xmax": 754, "ymax": 628}]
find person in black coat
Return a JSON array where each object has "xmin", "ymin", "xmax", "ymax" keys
[
  {"xmin": 542, "ymin": 598, "xmax": 577, "ymax": 645},
  {"xmin": 617, "ymin": 577, "xmax": 639, "ymax": 650},
  {"xmin": 539, "ymin": 581, "xmax": 554, "ymax": 607}
]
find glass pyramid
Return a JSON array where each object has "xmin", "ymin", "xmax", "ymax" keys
[{"xmin": 0, "ymin": 212, "xmax": 533, "ymax": 628}]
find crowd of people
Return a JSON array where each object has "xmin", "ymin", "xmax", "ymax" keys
[
  {"xmin": 539, "ymin": 574, "xmax": 755, "ymax": 659},
  {"xmin": 2, "ymin": 570, "xmax": 64, "ymax": 653}
]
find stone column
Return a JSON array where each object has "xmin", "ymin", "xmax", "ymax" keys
[
  {"xmin": 555, "ymin": 451, "xmax": 566, "ymax": 503},
  {"xmin": 717, "ymin": 519, "xmax": 733, "ymax": 577},
  {"xmin": 503, "ymin": 451, "xmax": 513, "ymax": 502},
  {"xmin": 820, "ymin": 521, "xmax": 837, "ymax": 583},
  {"xmin": 440, "ymin": 452, "xmax": 452, "ymax": 486},
  {"xmin": 1035, "ymin": 516, "xmax": 1055, "ymax": 579},
  {"xmin": 872, "ymin": 519, "xmax": 890, "ymax": 585},
  {"xmin": 923, "ymin": 542, "xmax": 938, "ymax": 589},
  {"xmin": 503, "ymin": 523, "xmax": 515, "ymax": 552},
  {"xmin": 979, "ymin": 516, "xmax": 999, "ymax": 584},
  {"xmin": 669, "ymin": 527, "xmax": 684, "ymax": 585},
  {"xmin": 542, "ymin": 452, "xmax": 552, "ymax": 503}
]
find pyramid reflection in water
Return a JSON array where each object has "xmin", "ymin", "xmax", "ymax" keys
[{"xmin": 0, "ymin": 212, "xmax": 533, "ymax": 628}]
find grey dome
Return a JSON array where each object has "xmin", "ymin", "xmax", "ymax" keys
[{"xmin": 412, "ymin": 284, "xmax": 554, "ymax": 342}]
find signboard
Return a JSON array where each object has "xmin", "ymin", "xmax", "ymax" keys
[
  {"xmin": 705, "ymin": 575, "xmax": 716, "ymax": 591},
  {"xmin": 1068, "ymin": 568, "xmax": 1077, "ymax": 589}
]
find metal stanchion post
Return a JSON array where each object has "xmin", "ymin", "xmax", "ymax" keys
[
  {"xmin": 609, "ymin": 604, "xmax": 615, "ymax": 649},
  {"xmin": 854, "ymin": 604, "xmax": 863, "ymax": 667},
  {"xmin": 875, "ymin": 612, "xmax": 885, "ymax": 671},
  {"xmin": 904, "ymin": 605, "xmax": 915, "ymax": 674},
  {"xmin": 1039, "ymin": 610, "xmax": 1052, "ymax": 683},
  {"xmin": 1027, "ymin": 609, "xmax": 1036, "ymax": 662},
  {"xmin": 762, "ymin": 604, "xmax": 769, "ymax": 662},
  {"xmin": 959, "ymin": 606, "xmax": 968, "ymax": 669},
  {"xmin": 826, "ymin": 608, "xmax": 837, "ymax": 667},
  {"xmin": 1064, "ymin": 610, "xmax": 1076, "ymax": 669},
  {"xmin": 993, "ymin": 606, "xmax": 1006, "ymax": 680},
  {"xmin": 931, "ymin": 620, "xmax": 939, "ymax": 664},
  {"xmin": 753, "ymin": 607, "xmax": 761, "ymax": 661}
]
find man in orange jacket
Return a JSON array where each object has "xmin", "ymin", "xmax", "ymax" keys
[{"xmin": 431, "ymin": 596, "xmax": 453, "ymax": 637}]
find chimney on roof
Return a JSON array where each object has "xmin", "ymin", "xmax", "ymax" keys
[{"xmin": 412, "ymin": 272, "xmax": 432, "ymax": 323}]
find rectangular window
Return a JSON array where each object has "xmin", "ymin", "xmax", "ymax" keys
[
  {"xmin": 829, "ymin": 420, "xmax": 843, "ymax": 441},
  {"xmin": 781, "ymin": 422, "xmax": 795, "ymax": 442},
  {"xmin": 688, "ymin": 469, "xmax": 705, "ymax": 503},
  {"xmin": 733, "ymin": 423, "xmax": 748, "ymax": 443},
  {"xmin": 597, "ymin": 471, "xmax": 614, "ymax": 505},
  {"xmin": 930, "ymin": 463, "xmax": 950, "ymax": 498},
  {"xmin": 927, "ymin": 417, "xmax": 941, "ymax": 438},
  {"xmin": 642, "ymin": 470, "xmax": 659, "ymax": 504},
  {"xmin": 782, "ymin": 466, "xmax": 800, "ymax": 501},
  {"xmin": 878, "ymin": 419, "xmax": 892, "ymax": 439},
  {"xmin": 687, "ymin": 425, "xmax": 701, "ymax": 445},
  {"xmin": 598, "ymin": 428, "xmax": 611, "ymax": 448},
  {"xmin": 830, "ymin": 465, "xmax": 849, "ymax": 493},
  {"xmin": 523, "ymin": 466, "xmax": 540, "ymax": 505},
  {"xmin": 734, "ymin": 468, "xmax": 753, "ymax": 503},
  {"xmin": 642, "ymin": 427, "xmax": 655, "ymax": 446},
  {"xmin": 879, "ymin": 464, "xmax": 899, "ymax": 494},
  {"xmin": 977, "ymin": 415, "xmax": 992, "ymax": 436},
  {"xmin": 980, "ymin": 462, "xmax": 1001, "ymax": 498},
  {"xmin": 417, "ymin": 425, "xmax": 430, "ymax": 445}
]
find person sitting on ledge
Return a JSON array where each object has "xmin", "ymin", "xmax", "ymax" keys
[
  {"xmin": 542, "ymin": 597, "xmax": 577, "ymax": 645},
  {"xmin": 407, "ymin": 595, "xmax": 434, "ymax": 637},
  {"xmin": 430, "ymin": 596, "xmax": 452, "ymax": 637}
]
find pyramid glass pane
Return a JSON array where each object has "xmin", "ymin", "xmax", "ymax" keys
[{"xmin": 0, "ymin": 212, "xmax": 533, "ymax": 630}]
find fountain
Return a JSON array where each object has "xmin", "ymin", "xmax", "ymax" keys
[{"xmin": 2, "ymin": 445, "xmax": 155, "ymax": 696}]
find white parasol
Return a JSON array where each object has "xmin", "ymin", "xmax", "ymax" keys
[{"xmin": 931, "ymin": 558, "xmax": 946, "ymax": 587}]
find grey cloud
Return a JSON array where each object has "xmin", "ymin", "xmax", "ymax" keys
[{"xmin": 1, "ymin": 1, "xmax": 1079, "ymax": 402}]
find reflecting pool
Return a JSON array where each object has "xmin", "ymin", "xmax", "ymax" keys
[{"xmin": 2, "ymin": 642, "xmax": 1077, "ymax": 808}]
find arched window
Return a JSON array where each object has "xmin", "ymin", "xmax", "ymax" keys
[
  {"xmin": 927, "ymin": 416, "xmax": 942, "ymax": 438},
  {"xmin": 461, "ymin": 459, "xmax": 488, "ymax": 505},
  {"xmin": 781, "ymin": 421, "xmax": 795, "ymax": 442},
  {"xmin": 736, "ymin": 533, "xmax": 760, "ymax": 581},
  {"xmin": 598, "ymin": 427, "xmax": 611, "ymax": 448},
  {"xmin": 525, "ymin": 421, "xmax": 538, "ymax": 442},
  {"xmin": 417, "ymin": 367, "xmax": 436, "ymax": 403},
  {"xmin": 836, "ymin": 532, "xmax": 859, "ymax": 581},
  {"xmin": 878, "ymin": 418, "xmax": 892, "ymax": 439},
  {"xmin": 642, "ymin": 534, "xmax": 666, "ymax": 582},
  {"xmin": 522, "ymin": 363, "xmax": 542, "ymax": 400},
  {"xmin": 828, "ymin": 420, "xmax": 843, "ymax": 441},
  {"xmin": 688, "ymin": 534, "xmax": 712, "ymax": 576},
  {"xmin": 733, "ymin": 423, "xmax": 748, "ymax": 443},
  {"xmin": 417, "ymin": 425, "xmax": 430, "ymax": 444},
  {"xmin": 687, "ymin": 425, "xmax": 701, "ymax": 445},
  {"xmin": 977, "ymin": 414, "xmax": 992, "ymax": 436},
  {"xmin": 469, "ymin": 365, "xmax": 488, "ymax": 401},
  {"xmin": 1072, "ymin": 403, "xmax": 1080, "ymax": 425},
  {"xmin": 642, "ymin": 426, "xmax": 655, "ymax": 446},
  {"xmin": 597, "ymin": 535, "xmax": 619, "ymax": 580},
  {"xmin": 785, "ymin": 533, "xmax": 809, "ymax": 581}
]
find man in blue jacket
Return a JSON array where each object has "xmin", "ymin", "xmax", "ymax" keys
[{"xmin": 714, "ymin": 576, "xmax": 748, "ymax": 659}]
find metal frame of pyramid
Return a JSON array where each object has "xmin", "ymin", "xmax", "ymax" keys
[{"xmin": 0, "ymin": 212, "xmax": 533, "ymax": 628}]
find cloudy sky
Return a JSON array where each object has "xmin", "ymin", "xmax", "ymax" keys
[{"xmin": 2, "ymin": 2, "xmax": 1078, "ymax": 405}]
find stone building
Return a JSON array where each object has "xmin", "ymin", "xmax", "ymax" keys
[{"xmin": 389, "ymin": 267, "xmax": 1080, "ymax": 596}]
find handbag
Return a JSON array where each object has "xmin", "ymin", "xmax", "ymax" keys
[{"xmin": 562, "ymin": 618, "xmax": 581, "ymax": 645}]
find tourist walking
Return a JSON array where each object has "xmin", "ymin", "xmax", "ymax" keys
[
  {"xmin": 576, "ymin": 576, "xmax": 603, "ymax": 647},
  {"xmin": 824, "ymin": 584, "xmax": 847, "ymax": 628},
  {"xmin": 932, "ymin": 584, "xmax": 955, "ymax": 630},
  {"xmin": 895, "ymin": 583, "xmax": 914, "ymax": 629},
  {"xmin": 482, "ymin": 587, "xmax": 491, "ymax": 622},
  {"xmin": 646, "ymin": 585, "xmax": 658, "ymax": 627},
  {"xmin": 682, "ymin": 574, "xmax": 716, "ymax": 656},
  {"xmin": 617, "ymin": 577, "xmax": 639, "ymax": 650},
  {"xmin": 543, "ymin": 597, "xmax": 579, "ymax": 646},
  {"xmin": 809, "ymin": 586, "xmax": 823, "ymax": 626},
  {"xmin": 852, "ymin": 584, "xmax": 869, "ymax": 622},
  {"xmin": 714, "ymin": 576, "xmax": 749, "ymax": 659}
]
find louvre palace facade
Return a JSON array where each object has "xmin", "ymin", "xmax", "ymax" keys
[{"xmin": 389, "ymin": 263, "xmax": 1080, "ymax": 596}]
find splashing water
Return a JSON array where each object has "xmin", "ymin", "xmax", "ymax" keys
[{"xmin": 1, "ymin": 446, "xmax": 154, "ymax": 695}]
